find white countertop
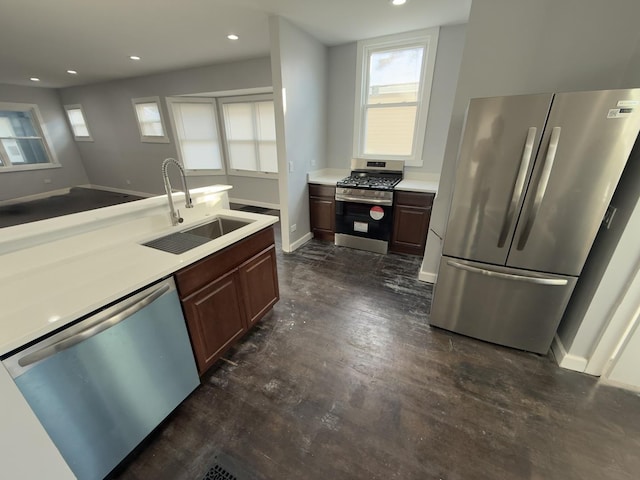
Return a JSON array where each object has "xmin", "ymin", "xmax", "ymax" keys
[
  {"xmin": 308, "ymin": 168, "xmax": 440, "ymax": 194},
  {"xmin": 0, "ymin": 184, "xmax": 278, "ymax": 479},
  {"xmin": 0, "ymin": 186, "xmax": 278, "ymax": 356},
  {"xmin": 307, "ymin": 168, "xmax": 349, "ymax": 186}
]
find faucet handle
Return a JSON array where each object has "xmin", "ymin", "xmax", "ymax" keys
[{"xmin": 176, "ymin": 209, "xmax": 184, "ymax": 224}]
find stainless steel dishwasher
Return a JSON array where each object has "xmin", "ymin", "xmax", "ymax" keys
[{"xmin": 1, "ymin": 277, "xmax": 200, "ymax": 480}]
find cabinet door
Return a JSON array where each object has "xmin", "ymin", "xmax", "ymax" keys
[
  {"xmin": 390, "ymin": 204, "xmax": 431, "ymax": 255},
  {"xmin": 390, "ymin": 192, "xmax": 434, "ymax": 255},
  {"xmin": 309, "ymin": 183, "xmax": 336, "ymax": 241},
  {"xmin": 182, "ymin": 270, "xmax": 247, "ymax": 375},
  {"xmin": 239, "ymin": 246, "xmax": 279, "ymax": 328},
  {"xmin": 309, "ymin": 196, "xmax": 335, "ymax": 240}
]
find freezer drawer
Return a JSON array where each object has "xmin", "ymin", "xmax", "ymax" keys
[{"xmin": 430, "ymin": 257, "xmax": 577, "ymax": 354}]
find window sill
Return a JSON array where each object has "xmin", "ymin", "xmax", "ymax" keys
[
  {"xmin": 0, "ymin": 163, "xmax": 62, "ymax": 174},
  {"xmin": 228, "ymin": 170, "xmax": 279, "ymax": 180},
  {"xmin": 139, "ymin": 136, "xmax": 170, "ymax": 144},
  {"xmin": 185, "ymin": 169, "xmax": 226, "ymax": 177}
]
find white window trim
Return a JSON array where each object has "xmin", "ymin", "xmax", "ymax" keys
[
  {"xmin": 218, "ymin": 93, "xmax": 279, "ymax": 180},
  {"xmin": 132, "ymin": 96, "xmax": 170, "ymax": 143},
  {"xmin": 165, "ymin": 96, "xmax": 226, "ymax": 175},
  {"xmin": 63, "ymin": 104, "xmax": 93, "ymax": 142},
  {"xmin": 0, "ymin": 102, "xmax": 60, "ymax": 173},
  {"xmin": 352, "ymin": 27, "xmax": 439, "ymax": 167}
]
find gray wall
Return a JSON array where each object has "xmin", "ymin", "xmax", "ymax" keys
[
  {"xmin": 422, "ymin": 0, "xmax": 640, "ymax": 281},
  {"xmin": 58, "ymin": 57, "xmax": 280, "ymax": 205},
  {"xmin": 270, "ymin": 16, "xmax": 327, "ymax": 251},
  {"xmin": 0, "ymin": 84, "xmax": 88, "ymax": 201},
  {"xmin": 325, "ymin": 24, "xmax": 467, "ymax": 174}
]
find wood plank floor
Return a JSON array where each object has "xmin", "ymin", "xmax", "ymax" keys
[{"xmin": 112, "ymin": 234, "xmax": 640, "ymax": 480}]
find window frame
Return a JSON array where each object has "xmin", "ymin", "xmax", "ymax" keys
[
  {"xmin": 352, "ymin": 27, "xmax": 439, "ymax": 167},
  {"xmin": 132, "ymin": 96, "xmax": 170, "ymax": 143},
  {"xmin": 165, "ymin": 96, "xmax": 226, "ymax": 175},
  {"xmin": 0, "ymin": 102, "xmax": 60, "ymax": 173},
  {"xmin": 217, "ymin": 93, "xmax": 278, "ymax": 179},
  {"xmin": 63, "ymin": 104, "xmax": 93, "ymax": 142}
]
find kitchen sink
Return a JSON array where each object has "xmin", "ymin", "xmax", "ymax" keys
[
  {"xmin": 143, "ymin": 217, "xmax": 254, "ymax": 254},
  {"xmin": 182, "ymin": 217, "xmax": 252, "ymax": 239}
]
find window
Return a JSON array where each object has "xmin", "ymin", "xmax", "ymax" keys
[
  {"xmin": 353, "ymin": 28, "xmax": 439, "ymax": 167},
  {"xmin": 64, "ymin": 104, "xmax": 92, "ymax": 141},
  {"xmin": 132, "ymin": 97, "xmax": 169, "ymax": 143},
  {"xmin": 219, "ymin": 95, "xmax": 278, "ymax": 176},
  {"xmin": 166, "ymin": 97, "xmax": 224, "ymax": 173},
  {"xmin": 0, "ymin": 103, "xmax": 58, "ymax": 171}
]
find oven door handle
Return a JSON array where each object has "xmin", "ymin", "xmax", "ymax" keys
[{"xmin": 335, "ymin": 195, "xmax": 392, "ymax": 206}]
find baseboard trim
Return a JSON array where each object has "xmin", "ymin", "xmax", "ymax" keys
[
  {"xmin": 599, "ymin": 377, "xmax": 640, "ymax": 393},
  {"xmin": 82, "ymin": 184, "xmax": 155, "ymax": 198},
  {"xmin": 0, "ymin": 188, "xmax": 71, "ymax": 206},
  {"xmin": 289, "ymin": 232, "xmax": 313, "ymax": 252},
  {"xmin": 551, "ymin": 334, "xmax": 588, "ymax": 372},
  {"xmin": 419, "ymin": 270, "xmax": 437, "ymax": 284},
  {"xmin": 228, "ymin": 197, "xmax": 280, "ymax": 210}
]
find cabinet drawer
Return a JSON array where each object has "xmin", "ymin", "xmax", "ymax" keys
[
  {"xmin": 175, "ymin": 227, "xmax": 275, "ymax": 298},
  {"xmin": 309, "ymin": 183, "xmax": 336, "ymax": 198},
  {"xmin": 395, "ymin": 191, "xmax": 434, "ymax": 207}
]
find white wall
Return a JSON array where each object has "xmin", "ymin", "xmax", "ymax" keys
[
  {"xmin": 0, "ymin": 84, "xmax": 88, "ymax": 202},
  {"xmin": 557, "ymin": 138, "xmax": 640, "ymax": 371},
  {"xmin": 603, "ymin": 270, "xmax": 640, "ymax": 389},
  {"xmin": 421, "ymin": 0, "xmax": 640, "ymax": 282},
  {"xmin": 58, "ymin": 58, "xmax": 280, "ymax": 205},
  {"xmin": 270, "ymin": 16, "xmax": 328, "ymax": 251},
  {"xmin": 325, "ymin": 24, "xmax": 466, "ymax": 174}
]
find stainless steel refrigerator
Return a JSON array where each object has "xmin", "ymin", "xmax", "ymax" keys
[{"xmin": 429, "ymin": 89, "xmax": 640, "ymax": 354}]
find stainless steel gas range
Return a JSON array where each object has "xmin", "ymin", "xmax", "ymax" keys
[{"xmin": 335, "ymin": 159, "xmax": 404, "ymax": 254}]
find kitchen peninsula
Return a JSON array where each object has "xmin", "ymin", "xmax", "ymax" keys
[{"xmin": 0, "ymin": 185, "xmax": 279, "ymax": 479}]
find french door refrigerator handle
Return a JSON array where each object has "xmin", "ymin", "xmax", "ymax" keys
[
  {"xmin": 517, "ymin": 126, "xmax": 562, "ymax": 250},
  {"xmin": 16, "ymin": 282, "xmax": 171, "ymax": 369},
  {"xmin": 497, "ymin": 127, "xmax": 537, "ymax": 247},
  {"xmin": 447, "ymin": 260, "xmax": 568, "ymax": 285}
]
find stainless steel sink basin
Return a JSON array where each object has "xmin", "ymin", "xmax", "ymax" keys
[
  {"xmin": 143, "ymin": 217, "xmax": 254, "ymax": 254},
  {"xmin": 182, "ymin": 217, "xmax": 252, "ymax": 239}
]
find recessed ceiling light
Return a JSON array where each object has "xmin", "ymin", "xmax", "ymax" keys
[
  {"xmin": 30, "ymin": 77, "xmax": 40, "ymax": 82},
  {"xmin": 129, "ymin": 55, "xmax": 141, "ymax": 61},
  {"xmin": 391, "ymin": 0, "xmax": 407, "ymax": 5},
  {"xmin": 227, "ymin": 34, "xmax": 239, "ymax": 41},
  {"xmin": 67, "ymin": 70, "xmax": 78, "ymax": 75}
]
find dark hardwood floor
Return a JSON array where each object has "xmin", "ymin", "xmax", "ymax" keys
[
  {"xmin": 0, "ymin": 187, "xmax": 144, "ymax": 228},
  {"xmin": 113, "ymin": 231, "xmax": 640, "ymax": 480}
]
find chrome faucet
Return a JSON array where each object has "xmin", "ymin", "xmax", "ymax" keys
[{"xmin": 161, "ymin": 158, "xmax": 193, "ymax": 226}]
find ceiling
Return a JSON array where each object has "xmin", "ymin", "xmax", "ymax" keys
[{"xmin": 0, "ymin": 0, "xmax": 471, "ymax": 89}]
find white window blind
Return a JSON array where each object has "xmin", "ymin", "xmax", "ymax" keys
[
  {"xmin": 132, "ymin": 97, "xmax": 169, "ymax": 143},
  {"xmin": 64, "ymin": 104, "xmax": 92, "ymax": 140},
  {"xmin": 221, "ymin": 97, "xmax": 277, "ymax": 175},
  {"xmin": 354, "ymin": 28, "xmax": 439, "ymax": 167},
  {"xmin": 168, "ymin": 99, "xmax": 223, "ymax": 171}
]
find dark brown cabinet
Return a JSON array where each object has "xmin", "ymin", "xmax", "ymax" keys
[
  {"xmin": 239, "ymin": 246, "xmax": 279, "ymax": 328},
  {"xmin": 309, "ymin": 183, "xmax": 335, "ymax": 241},
  {"xmin": 390, "ymin": 191, "xmax": 434, "ymax": 256},
  {"xmin": 182, "ymin": 270, "xmax": 247, "ymax": 373},
  {"xmin": 175, "ymin": 227, "xmax": 279, "ymax": 375}
]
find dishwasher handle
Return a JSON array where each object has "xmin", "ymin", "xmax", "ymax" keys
[{"xmin": 17, "ymin": 283, "xmax": 171, "ymax": 368}]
